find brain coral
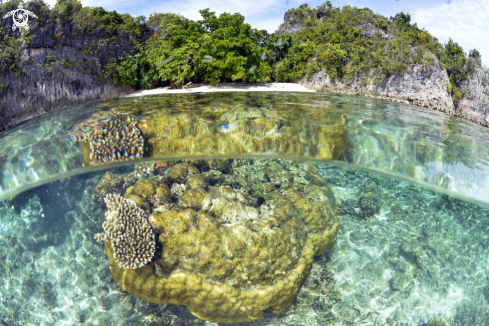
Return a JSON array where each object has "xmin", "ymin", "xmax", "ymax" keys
[
  {"xmin": 96, "ymin": 158, "xmax": 339, "ymax": 323},
  {"xmin": 141, "ymin": 106, "xmax": 348, "ymax": 160}
]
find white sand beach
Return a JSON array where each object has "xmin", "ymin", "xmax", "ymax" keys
[{"xmin": 120, "ymin": 82, "xmax": 315, "ymax": 98}]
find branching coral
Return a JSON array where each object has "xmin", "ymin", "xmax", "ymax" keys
[
  {"xmin": 87, "ymin": 114, "xmax": 144, "ymax": 165},
  {"xmin": 95, "ymin": 194, "xmax": 155, "ymax": 269}
]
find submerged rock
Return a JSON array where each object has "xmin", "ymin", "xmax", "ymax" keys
[{"xmin": 357, "ymin": 181, "xmax": 381, "ymax": 218}]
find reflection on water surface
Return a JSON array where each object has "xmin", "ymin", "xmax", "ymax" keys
[{"xmin": 1, "ymin": 92, "xmax": 489, "ymax": 207}]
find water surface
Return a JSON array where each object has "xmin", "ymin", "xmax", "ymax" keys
[{"xmin": 1, "ymin": 92, "xmax": 489, "ymax": 325}]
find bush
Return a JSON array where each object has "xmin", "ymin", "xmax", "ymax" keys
[
  {"xmin": 115, "ymin": 8, "xmax": 271, "ymax": 88},
  {"xmin": 441, "ymin": 38, "xmax": 475, "ymax": 100}
]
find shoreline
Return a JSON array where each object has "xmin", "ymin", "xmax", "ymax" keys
[
  {"xmin": 119, "ymin": 82, "xmax": 315, "ymax": 97},
  {"xmin": 120, "ymin": 82, "xmax": 489, "ymax": 129}
]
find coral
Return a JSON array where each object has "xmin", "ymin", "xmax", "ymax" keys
[
  {"xmin": 426, "ymin": 318, "xmax": 447, "ymax": 326},
  {"xmin": 357, "ymin": 181, "xmax": 381, "ymax": 218},
  {"xmin": 483, "ymin": 280, "xmax": 489, "ymax": 302},
  {"xmin": 39, "ymin": 281, "xmax": 57, "ymax": 309},
  {"xmin": 124, "ymin": 179, "xmax": 171, "ymax": 213},
  {"xmin": 72, "ymin": 112, "xmax": 144, "ymax": 166},
  {"xmin": 99, "ymin": 295, "xmax": 112, "ymax": 311},
  {"xmin": 93, "ymin": 171, "xmax": 125, "ymax": 204},
  {"xmin": 141, "ymin": 106, "xmax": 349, "ymax": 160},
  {"xmin": 98, "ymin": 159, "xmax": 339, "ymax": 323},
  {"xmin": 95, "ymin": 194, "xmax": 155, "ymax": 269}
]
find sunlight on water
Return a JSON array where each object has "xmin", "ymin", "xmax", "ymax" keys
[
  {"xmin": 1, "ymin": 92, "xmax": 489, "ymax": 207},
  {"xmin": 1, "ymin": 92, "xmax": 489, "ymax": 325}
]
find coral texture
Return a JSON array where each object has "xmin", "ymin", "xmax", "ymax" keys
[
  {"xmin": 96, "ymin": 159, "xmax": 339, "ymax": 323},
  {"xmin": 71, "ymin": 112, "xmax": 145, "ymax": 166},
  {"xmin": 86, "ymin": 114, "xmax": 144, "ymax": 165},
  {"xmin": 95, "ymin": 193, "xmax": 155, "ymax": 269},
  {"xmin": 141, "ymin": 106, "xmax": 349, "ymax": 160}
]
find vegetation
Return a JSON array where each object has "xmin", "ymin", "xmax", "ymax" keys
[
  {"xmin": 443, "ymin": 38, "xmax": 478, "ymax": 103},
  {"xmin": 0, "ymin": 0, "xmax": 32, "ymax": 76},
  {"xmin": 0, "ymin": 0, "xmax": 485, "ymax": 106},
  {"xmin": 0, "ymin": 0, "xmax": 143, "ymax": 79},
  {"xmin": 108, "ymin": 9, "xmax": 271, "ymax": 88},
  {"xmin": 271, "ymin": 6, "xmax": 447, "ymax": 83}
]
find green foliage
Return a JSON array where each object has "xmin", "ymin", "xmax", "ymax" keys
[
  {"xmin": 265, "ymin": 0, "xmax": 473, "ymax": 106},
  {"xmin": 441, "ymin": 38, "xmax": 476, "ymax": 102},
  {"xmin": 0, "ymin": 0, "xmax": 34, "ymax": 76},
  {"xmin": 72, "ymin": 5, "xmax": 142, "ymax": 37},
  {"xmin": 107, "ymin": 53, "xmax": 158, "ymax": 89},
  {"xmin": 52, "ymin": 0, "xmax": 82, "ymax": 21},
  {"xmin": 115, "ymin": 9, "xmax": 271, "ymax": 88},
  {"xmin": 268, "ymin": 4, "xmax": 424, "ymax": 82},
  {"xmin": 111, "ymin": 54, "xmax": 139, "ymax": 87},
  {"xmin": 25, "ymin": 0, "xmax": 51, "ymax": 26},
  {"xmin": 1, "ymin": 0, "xmax": 484, "ymax": 109},
  {"xmin": 469, "ymin": 48, "xmax": 481, "ymax": 61}
]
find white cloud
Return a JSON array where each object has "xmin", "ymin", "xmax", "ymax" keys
[{"xmin": 412, "ymin": 0, "xmax": 489, "ymax": 67}]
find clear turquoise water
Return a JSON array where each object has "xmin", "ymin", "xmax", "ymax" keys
[
  {"xmin": 2, "ymin": 92, "xmax": 489, "ymax": 207},
  {"xmin": 1, "ymin": 92, "xmax": 489, "ymax": 325}
]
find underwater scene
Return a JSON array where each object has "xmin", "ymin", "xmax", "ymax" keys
[{"xmin": 1, "ymin": 92, "xmax": 489, "ymax": 326}]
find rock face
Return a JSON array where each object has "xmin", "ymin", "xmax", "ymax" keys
[
  {"xmin": 0, "ymin": 20, "xmax": 137, "ymax": 132},
  {"xmin": 455, "ymin": 60, "xmax": 489, "ymax": 127},
  {"xmin": 299, "ymin": 57, "xmax": 455, "ymax": 115}
]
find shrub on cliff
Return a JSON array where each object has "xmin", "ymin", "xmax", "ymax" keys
[
  {"xmin": 0, "ymin": 0, "xmax": 37, "ymax": 79},
  {"xmin": 442, "ymin": 38, "xmax": 480, "ymax": 103}
]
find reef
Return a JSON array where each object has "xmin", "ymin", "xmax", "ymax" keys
[
  {"xmin": 426, "ymin": 318, "xmax": 447, "ymax": 326},
  {"xmin": 357, "ymin": 181, "xmax": 381, "ymax": 218},
  {"xmin": 71, "ymin": 112, "xmax": 145, "ymax": 166},
  {"xmin": 94, "ymin": 158, "xmax": 339, "ymax": 323},
  {"xmin": 136, "ymin": 105, "xmax": 349, "ymax": 160}
]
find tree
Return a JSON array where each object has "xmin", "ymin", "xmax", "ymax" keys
[{"xmin": 140, "ymin": 8, "xmax": 271, "ymax": 87}]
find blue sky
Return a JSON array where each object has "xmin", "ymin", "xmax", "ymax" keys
[{"xmin": 41, "ymin": 0, "xmax": 489, "ymax": 67}]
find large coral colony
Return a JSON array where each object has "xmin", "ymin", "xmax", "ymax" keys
[{"xmin": 93, "ymin": 158, "xmax": 339, "ymax": 323}]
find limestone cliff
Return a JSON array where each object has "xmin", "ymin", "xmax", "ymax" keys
[
  {"xmin": 0, "ymin": 2, "xmax": 144, "ymax": 131},
  {"xmin": 455, "ymin": 59, "xmax": 489, "ymax": 127},
  {"xmin": 280, "ymin": 4, "xmax": 488, "ymax": 127},
  {"xmin": 2, "ymin": 44, "xmax": 133, "ymax": 131},
  {"xmin": 2, "ymin": 1, "xmax": 489, "ymax": 131},
  {"xmin": 298, "ymin": 58, "xmax": 455, "ymax": 115}
]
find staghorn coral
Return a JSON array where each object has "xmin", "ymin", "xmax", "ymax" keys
[
  {"xmin": 97, "ymin": 159, "xmax": 339, "ymax": 323},
  {"xmin": 95, "ymin": 194, "xmax": 155, "ymax": 269}
]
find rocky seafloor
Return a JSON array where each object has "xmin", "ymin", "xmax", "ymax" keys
[{"xmin": 0, "ymin": 160, "xmax": 488, "ymax": 326}]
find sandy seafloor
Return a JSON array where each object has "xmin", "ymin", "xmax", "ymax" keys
[{"xmin": 0, "ymin": 161, "xmax": 488, "ymax": 326}]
